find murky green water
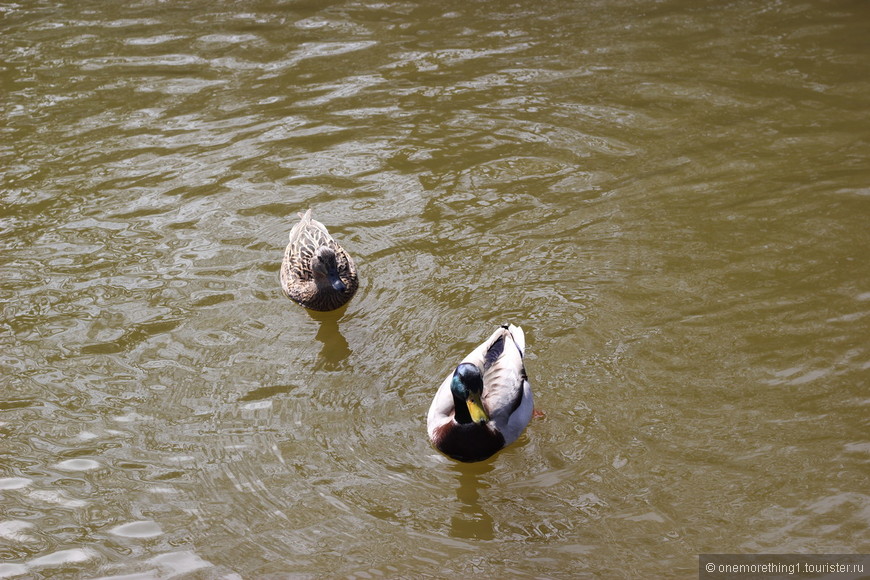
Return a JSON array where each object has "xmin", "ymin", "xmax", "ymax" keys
[{"xmin": 2, "ymin": 0, "xmax": 869, "ymax": 577}]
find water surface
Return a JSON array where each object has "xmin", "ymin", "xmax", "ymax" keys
[{"xmin": 1, "ymin": 0, "xmax": 869, "ymax": 577}]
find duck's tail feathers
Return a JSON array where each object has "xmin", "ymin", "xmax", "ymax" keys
[{"xmin": 504, "ymin": 323, "xmax": 525, "ymax": 356}]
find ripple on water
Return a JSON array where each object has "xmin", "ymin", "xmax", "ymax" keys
[
  {"xmin": 0, "ymin": 564, "xmax": 29, "ymax": 578},
  {"xmin": 54, "ymin": 458, "xmax": 101, "ymax": 472},
  {"xmin": 109, "ymin": 520, "xmax": 163, "ymax": 539},
  {"xmin": 0, "ymin": 520, "xmax": 37, "ymax": 543},
  {"xmin": 148, "ymin": 551, "xmax": 217, "ymax": 576},
  {"xmin": 0, "ymin": 477, "xmax": 32, "ymax": 490},
  {"xmin": 29, "ymin": 548, "xmax": 97, "ymax": 568},
  {"xmin": 24, "ymin": 489, "xmax": 88, "ymax": 509}
]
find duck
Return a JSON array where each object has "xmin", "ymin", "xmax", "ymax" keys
[
  {"xmin": 280, "ymin": 209, "xmax": 359, "ymax": 312},
  {"xmin": 427, "ymin": 324, "xmax": 533, "ymax": 462}
]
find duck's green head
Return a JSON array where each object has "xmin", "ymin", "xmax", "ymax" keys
[
  {"xmin": 451, "ymin": 362, "xmax": 489, "ymax": 424},
  {"xmin": 312, "ymin": 247, "xmax": 347, "ymax": 292}
]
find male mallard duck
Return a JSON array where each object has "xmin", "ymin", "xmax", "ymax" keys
[
  {"xmin": 427, "ymin": 324, "xmax": 533, "ymax": 462},
  {"xmin": 280, "ymin": 209, "xmax": 359, "ymax": 312}
]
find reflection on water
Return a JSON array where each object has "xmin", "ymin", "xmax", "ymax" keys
[
  {"xmin": 451, "ymin": 464, "xmax": 495, "ymax": 541},
  {"xmin": 311, "ymin": 310, "xmax": 354, "ymax": 371},
  {"xmin": 2, "ymin": 0, "xmax": 869, "ymax": 576}
]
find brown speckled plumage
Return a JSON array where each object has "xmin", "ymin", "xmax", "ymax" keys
[{"xmin": 280, "ymin": 209, "xmax": 358, "ymax": 311}]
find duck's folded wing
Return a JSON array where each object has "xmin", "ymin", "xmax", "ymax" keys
[
  {"xmin": 286, "ymin": 210, "xmax": 337, "ymax": 278},
  {"xmin": 482, "ymin": 329, "xmax": 527, "ymax": 415},
  {"xmin": 482, "ymin": 326, "xmax": 532, "ymax": 443}
]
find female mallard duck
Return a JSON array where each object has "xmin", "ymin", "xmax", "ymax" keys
[
  {"xmin": 280, "ymin": 209, "xmax": 359, "ymax": 312},
  {"xmin": 427, "ymin": 324, "xmax": 533, "ymax": 462}
]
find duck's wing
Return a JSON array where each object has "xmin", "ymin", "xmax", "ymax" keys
[
  {"xmin": 284, "ymin": 210, "xmax": 340, "ymax": 281},
  {"xmin": 481, "ymin": 324, "xmax": 533, "ymax": 445}
]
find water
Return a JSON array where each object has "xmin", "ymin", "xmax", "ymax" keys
[{"xmin": 2, "ymin": 0, "xmax": 869, "ymax": 577}]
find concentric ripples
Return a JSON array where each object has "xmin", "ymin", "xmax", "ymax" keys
[{"xmin": 1, "ymin": 0, "xmax": 869, "ymax": 577}]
